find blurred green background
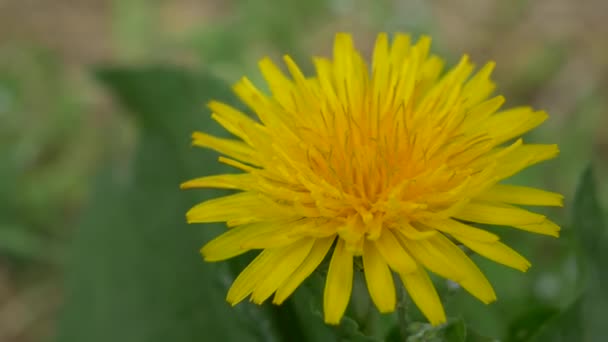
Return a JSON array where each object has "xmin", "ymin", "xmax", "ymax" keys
[{"xmin": 0, "ymin": 0, "xmax": 607, "ymax": 341}]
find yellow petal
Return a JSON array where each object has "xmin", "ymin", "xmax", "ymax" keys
[
  {"xmin": 201, "ymin": 222, "xmax": 268, "ymax": 261},
  {"xmin": 226, "ymin": 247, "xmax": 288, "ymax": 305},
  {"xmin": 401, "ymin": 233, "xmax": 464, "ymax": 281},
  {"xmin": 389, "ymin": 33, "xmax": 412, "ymax": 65},
  {"xmin": 397, "ymin": 222, "xmax": 438, "ymax": 240},
  {"xmin": 258, "ymin": 57, "xmax": 297, "ymax": 111},
  {"xmin": 218, "ymin": 156, "xmax": 257, "ymax": 173},
  {"xmin": 514, "ymin": 219, "xmax": 560, "ymax": 237},
  {"xmin": 232, "ymin": 77, "xmax": 293, "ymax": 134},
  {"xmin": 370, "ymin": 33, "xmax": 390, "ymax": 108},
  {"xmin": 495, "ymin": 144, "xmax": 559, "ymax": 180},
  {"xmin": 468, "ymin": 138, "xmax": 522, "ymax": 171},
  {"xmin": 455, "ymin": 237, "xmax": 531, "ymax": 272},
  {"xmin": 454, "ymin": 201, "xmax": 546, "ymax": 226},
  {"xmin": 374, "ymin": 229, "xmax": 417, "ymax": 274},
  {"xmin": 412, "ymin": 35, "xmax": 432, "ymax": 64},
  {"xmin": 204, "ymin": 220, "xmax": 300, "ymax": 260},
  {"xmin": 274, "ymin": 236, "xmax": 335, "ymax": 304},
  {"xmin": 485, "ymin": 107, "xmax": 547, "ymax": 145},
  {"xmin": 284, "ymin": 55, "xmax": 311, "ymax": 90},
  {"xmin": 241, "ymin": 220, "xmax": 309, "ymax": 249},
  {"xmin": 427, "ymin": 234, "xmax": 496, "ymax": 304},
  {"xmin": 362, "ymin": 240, "xmax": 396, "ymax": 312},
  {"xmin": 416, "ymin": 56, "xmax": 472, "ymax": 119},
  {"xmin": 333, "ymin": 33, "xmax": 356, "ymax": 73},
  {"xmin": 324, "ymin": 239, "xmax": 354, "ymax": 325},
  {"xmin": 422, "ymin": 218, "xmax": 499, "ymax": 242},
  {"xmin": 180, "ymin": 173, "xmax": 256, "ymax": 190},
  {"xmin": 251, "ymin": 239, "xmax": 315, "ymax": 304},
  {"xmin": 207, "ymin": 100, "xmax": 261, "ymax": 147},
  {"xmin": 416, "ymin": 55, "xmax": 444, "ymax": 97},
  {"xmin": 186, "ymin": 192, "xmax": 293, "ymax": 224},
  {"xmin": 477, "ymin": 184, "xmax": 564, "ymax": 207},
  {"xmin": 462, "ymin": 61, "xmax": 496, "ymax": 106},
  {"xmin": 399, "ymin": 266, "xmax": 446, "ymax": 326},
  {"xmin": 192, "ymin": 131, "xmax": 259, "ymax": 166},
  {"xmin": 461, "ymin": 95, "xmax": 504, "ymax": 131},
  {"xmin": 446, "ymin": 135, "xmax": 495, "ymax": 168},
  {"xmin": 313, "ymin": 57, "xmax": 339, "ymax": 109},
  {"xmin": 372, "ymin": 33, "xmax": 389, "ymax": 75}
]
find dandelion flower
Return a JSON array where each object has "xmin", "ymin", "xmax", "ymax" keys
[{"xmin": 182, "ymin": 33, "xmax": 562, "ymax": 325}]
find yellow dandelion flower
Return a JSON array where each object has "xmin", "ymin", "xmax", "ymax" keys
[{"xmin": 182, "ymin": 33, "xmax": 562, "ymax": 326}]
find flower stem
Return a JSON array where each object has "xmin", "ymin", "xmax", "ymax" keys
[{"xmin": 396, "ymin": 283, "xmax": 409, "ymax": 340}]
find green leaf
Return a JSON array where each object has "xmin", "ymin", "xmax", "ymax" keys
[
  {"xmin": 335, "ymin": 316, "xmax": 382, "ymax": 342},
  {"xmin": 572, "ymin": 165, "xmax": 607, "ymax": 278},
  {"xmin": 287, "ymin": 273, "xmax": 335, "ymax": 342},
  {"xmin": 387, "ymin": 318, "xmax": 498, "ymax": 342},
  {"xmin": 403, "ymin": 322, "xmax": 443, "ymax": 342},
  {"xmin": 507, "ymin": 306, "xmax": 560, "ymax": 342},
  {"xmin": 523, "ymin": 298, "xmax": 583, "ymax": 342},
  {"xmin": 56, "ymin": 66, "xmax": 274, "ymax": 342},
  {"xmin": 503, "ymin": 167, "xmax": 608, "ymax": 342},
  {"xmin": 443, "ymin": 317, "xmax": 467, "ymax": 342},
  {"xmin": 398, "ymin": 318, "xmax": 491, "ymax": 342},
  {"xmin": 569, "ymin": 165, "xmax": 608, "ymax": 340},
  {"xmin": 466, "ymin": 329, "xmax": 498, "ymax": 342}
]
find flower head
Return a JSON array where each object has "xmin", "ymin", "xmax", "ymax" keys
[{"xmin": 182, "ymin": 33, "xmax": 562, "ymax": 325}]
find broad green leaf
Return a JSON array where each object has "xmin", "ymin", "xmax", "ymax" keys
[
  {"xmin": 396, "ymin": 318, "xmax": 489, "ymax": 342},
  {"xmin": 403, "ymin": 322, "xmax": 446, "ymax": 342},
  {"xmin": 287, "ymin": 272, "xmax": 335, "ymax": 342},
  {"xmin": 572, "ymin": 166, "xmax": 607, "ymax": 278},
  {"xmin": 507, "ymin": 306, "xmax": 560, "ymax": 342},
  {"xmin": 570, "ymin": 166, "xmax": 608, "ymax": 341},
  {"xmin": 508, "ymin": 167, "xmax": 607, "ymax": 342},
  {"xmin": 56, "ymin": 66, "xmax": 275, "ymax": 342},
  {"xmin": 443, "ymin": 317, "xmax": 467, "ymax": 342},
  {"xmin": 466, "ymin": 329, "xmax": 498, "ymax": 342},
  {"xmin": 336, "ymin": 316, "xmax": 383, "ymax": 342},
  {"xmin": 523, "ymin": 298, "xmax": 583, "ymax": 342}
]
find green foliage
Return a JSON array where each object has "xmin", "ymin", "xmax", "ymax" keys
[
  {"xmin": 57, "ymin": 66, "xmax": 273, "ymax": 342},
  {"xmin": 524, "ymin": 298, "xmax": 583, "ymax": 342},
  {"xmin": 443, "ymin": 318, "xmax": 467, "ymax": 341},
  {"xmin": 507, "ymin": 306, "xmax": 561, "ymax": 341},
  {"xmin": 335, "ymin": 315, "xmax": 383, "ymax": 342},
  {"xmin": 389, "ymin": 318, "xmax": 495, "ymax": 342},
  {"xmin": 571, "ymin": 166, "xmax": 608, "ymax": 341},
  {"xmin": 111, "ymin": 0, "xmax": 159, "ymax": 61},
  {"xmin": 506, "ymin": 166, "xmax": 607, "ymax": 342},
  {"xmin": 572, "ymin": 166, "xmax": 607, "ymax": 273},
  {"xmin": 189, "ymin": 0, "xmax": 329, "ymax": 75},
  {"xmin": 0, "ymin": 46, "xmax": 92, "ymax": 264}
]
